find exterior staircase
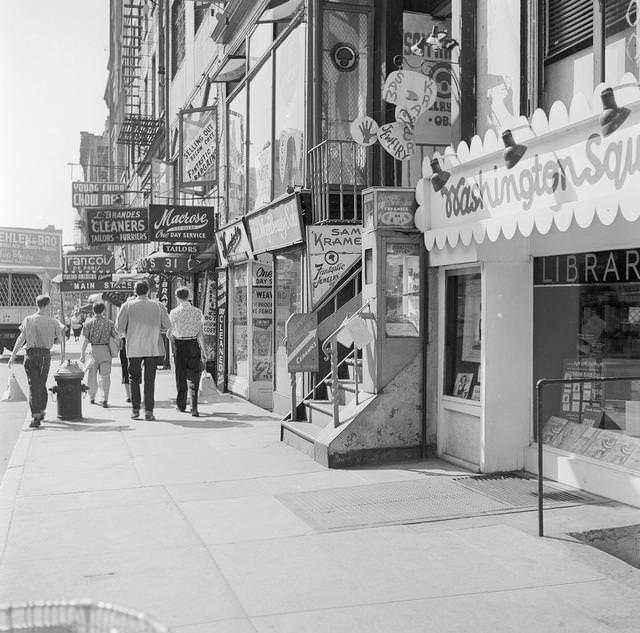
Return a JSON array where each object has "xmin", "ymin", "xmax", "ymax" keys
[{"xmin": 281, "ymin": 353, "xmax": 362, "ymax": 458}]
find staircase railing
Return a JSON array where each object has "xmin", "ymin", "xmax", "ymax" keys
[{"xmin": 321, "ymin": 300, "xmax": 375, "ymax": 427}]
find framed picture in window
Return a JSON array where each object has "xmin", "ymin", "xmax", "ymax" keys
[
  {"xmin": 461, "ymin": 278, "xmax": 481, "ymax": 363},
  {"xmin": 453, "ymin": 372, "xmax": 473, "ymax": 398}
]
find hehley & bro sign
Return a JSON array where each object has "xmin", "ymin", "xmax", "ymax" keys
[{"xmin": 423, "ymin": 106, "xmax": 640, "ymax": 231}]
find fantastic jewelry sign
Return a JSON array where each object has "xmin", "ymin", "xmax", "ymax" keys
[{"xmin": 307, "ymin": 225, "xmax": 362, "ymax": 309}]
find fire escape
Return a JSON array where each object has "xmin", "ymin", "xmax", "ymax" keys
[{"xmin": 116, "ymin": 0, "xmax": 161, "ymax": 167}]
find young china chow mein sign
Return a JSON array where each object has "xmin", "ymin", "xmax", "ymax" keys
[{"xmin": 416, "ymin": 87, "xmax": 640, "ymax": 248}]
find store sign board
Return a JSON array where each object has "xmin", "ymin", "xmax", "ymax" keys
[
  {"xmin": 286, "ymin": 313, "xmax": 319, "ymax": 372},
  {"xmin": 0, "ymin": 227, "xmax": 62, "ymax": 269},
  {"xmin": 216, "ymin": 270, "xmax": 227, "ymax": 391},
  {"xmin": 148, "ymin": 204, "xmax": 215, "ymax": 242},
  {"xmin": 307, "ymin": 225, "xmax": 362, "ymax": 309},
  {"xmin": 71, "ymin": 182, "xmax": 126, "ymax": 208},
  {"xmin": 422, "ymin": 110, "xmax": 640, "ymax": 234},
  {"xmin": 58, "ymin": 278, "xmax": 137, "ymax": 292},
  {"xmin": 163, "ymin": 243, "xmax": 200, "ymax": 254},
  {"xmin": 179, "ymin": 105, "xmax": 218, "ymax": 188},
  {"xmin": 363, "ymin": 188, "xmax": 417, "ymax": 230},
  {"xmin": 215, "ymin": 219, "xmax": 253, "ymax": 266},
  {"xmin": 63, "ymin": 250, "xmax": 115, "ymax": 274},
  {"xmin": 86, "ymin": 207, "xmax": 149, "ymax": 245},
  {"xmin": 246, "ymin": 195, "xmax": 303, "ymax": 253},
  {"xmin": 534, "ymin": 249, "xmax": 640, "ymax": 286}
]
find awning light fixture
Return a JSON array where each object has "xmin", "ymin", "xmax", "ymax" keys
[
  {"xmin": 430, "ymin": 158, "xmax": 450, "ymax": 192},
  {"xmin": 502, "ymin": 129, "xmax": 527, "ymax": 169}
]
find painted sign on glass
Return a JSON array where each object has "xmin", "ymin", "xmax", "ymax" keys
[{"xmin": 179, "ymin": 105, "xmax": 218, "ymax": 187}]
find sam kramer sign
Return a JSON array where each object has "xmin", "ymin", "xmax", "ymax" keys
[{"xmin": 307, "ymin": 225, "xmax": 362, "ymax": 308}]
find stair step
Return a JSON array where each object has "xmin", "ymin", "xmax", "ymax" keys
[{"xmin": 281, "ymin": 420, "xmax": 321, "ymax": 458}]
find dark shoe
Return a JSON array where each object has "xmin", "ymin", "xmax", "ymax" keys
[
  {"xmin": 90, "ymin": 399, "xmax": 96, "ymax": 404},
  {"xmin": 191, "ymin": 410, "xmax": 200, "ymax": 417},
  {"xmin": 102, "ymin": 401, "xmax": 108, "ymax": 408},
  {"xmin": 131, "ymin": 410, "xmax": 140, "ymax": 420},
  {"xmin": 176, "ymin": 406, "xmax": 186, "ymax": 413},
  {"xmin": 29, "ymin": 419, "xmax": 41, "ymax": 429},
  {"xmin": 144, "ymin": 411, "xmax": 156, "ymax": 421},
  {"xmin": 126, "ymin": 398, "xmax": 131, "ymax": 403}
]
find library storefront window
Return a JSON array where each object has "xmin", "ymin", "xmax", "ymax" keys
[
  {"xmin": 444, "ymin": 269, "xmax": 482, "ymax": 401},
  {"xmin": 534, "ymin": 248, "xmax": 640, "ymax": 472}
]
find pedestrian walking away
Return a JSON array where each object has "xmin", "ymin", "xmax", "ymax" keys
[
  {"xmin": 79, "ymin": 301, "xmax": 119, "ymax": 408},
  {"xmin": 169, "ymin": 286, "xmax": 206, "ymax": 417},
  {"xmin": 8, "ymin": 294, "xmax": 66, "ymax": 428},
  {"xmin": 116, "ymin": 281, "xmax": 171, "ymax": 421},
  {"xmin": 70, "ymin": 313, "xmax": 82, "ymax": 341}
]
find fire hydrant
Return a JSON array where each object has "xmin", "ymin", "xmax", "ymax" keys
[{"xmin": 49, "ymin": 360, "xmax": 88, "ymax": 420}]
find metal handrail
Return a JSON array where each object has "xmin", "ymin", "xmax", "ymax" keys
[
  {"xmin": 312, "ymin": 259, "xmax": 362, "ymax": 316},
  {"xmin": 535, "ymin": 374, "xmax": 640, "ymax": 537},
  {"xmin": 321, "ymin": 300, "xmax": 374, "ymax": 359}
]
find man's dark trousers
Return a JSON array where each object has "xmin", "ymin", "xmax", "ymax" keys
[
  {"xmin": 128, "ymin": 356, "xmax": 157, "ymax": 413},
  {"xmin": 24, "ymin": 348, "xmax": 51, "ymax": 415},
  {"xmin": 173, "ymin": 339, "xmax": 202, "ymax": 412}
]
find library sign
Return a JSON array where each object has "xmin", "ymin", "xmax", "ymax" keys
[{"xmin": 534, "ymin": 248, "xmax": 640, "ymax": 286}]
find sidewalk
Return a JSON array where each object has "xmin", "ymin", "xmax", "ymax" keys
[{"xmin": 1, "ymin": 356, "xmax": 640, "ymax": 632}]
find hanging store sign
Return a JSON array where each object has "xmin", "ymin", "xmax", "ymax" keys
[
  {"xmin": 307, "ymin": 225, "xmax": 362, "ymax": 309},
  {"xmin": 71, "ymin": 182, "xmax": 126, "ymax": 208},
  {"xmin": 246, "ymin": 195, "xmax": 304, "ymax": 253},
  {"xmin": 63, "ymin": 249, "xmax": 115, "ymax": 274},
  {"xmin": 86, "ymin": 207, "xmax": 149, "ymax": 245},
  {"xmin": 216, "ymin": 270, "xmax": 227, "ymax": 391},
  {"xmin": 286, "ymin": 313, "xmax": 319, "ymax": 372},
  {"xmin": 215, "ymin": 219, "xmax": 253, "ymax": 266},
  {"xmin": 179, "ymin": 105, "xmax": 218, "ymax": 188},
  {"xmin": 148, "ymin": 204, "xmax": 215, "ymax": 242},
  {"xmin": 362, "ymin": 187, "xmax": 417, "ymax": 230},
  {"xmin": 0, "ymin": 227, "xmax": 62, "ymax": 269},
  {"xmin": 163, "ymin": 243, "xmax": 201, "ymax": 254},
  {"xmin": 58, "ymin": 277, "xmax": 137, "ymax": 293}
]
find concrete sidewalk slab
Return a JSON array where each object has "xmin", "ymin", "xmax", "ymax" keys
[{"xmin": 1, "ymin": 353, "xmax": 639, "ymax": 632}]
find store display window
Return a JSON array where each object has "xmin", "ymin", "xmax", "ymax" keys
[
  {"xmin": 444, "ymin": 269, "xmax": 481, "ymax": 400},
  {"xmin": 230, "ymin": 265, "xmax": 248, "ymax": 377},
  {"xmin": 385, "ymin": 242, "xmax": 420, "ymax": 337},
  {"xmin": 252, "ymin": 260, "xmax": 273, "ymax": 382},
  {"xmin": 533, "ymin": 248, "xmax": 640, "ymax": 472},
  {"xmin": 275, "ymin": 249, "xmax": 302, "ymax": 392}
]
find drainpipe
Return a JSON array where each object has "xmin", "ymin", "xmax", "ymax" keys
[{"xmin": 421, "ymin": 250, "xmax": 429, "ymax": 458}]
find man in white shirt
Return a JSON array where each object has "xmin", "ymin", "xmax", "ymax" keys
[
  {"xmin": 116, "ymin": 281, "xmax": 171, "ymax": 421},
  {"xmin": 169, "ymin": 287, "xmax": 206, "ymax": 417}
]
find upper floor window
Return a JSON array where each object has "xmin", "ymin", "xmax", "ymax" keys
[
  {"xmin": 545, "ymin": 0, "xmax": 634, "ymax": 63},
  {"xmin": 171, "ymin": 0, "xmax": 186, "ymax": 78}
]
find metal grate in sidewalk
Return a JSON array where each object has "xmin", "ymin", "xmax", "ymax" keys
[{"xmin": 276, "ymin": 474, "xmax": 597, "ymax": 531}]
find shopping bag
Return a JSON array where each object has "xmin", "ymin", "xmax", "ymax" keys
[
  {"xmin": 108, "ymin": 335, "xmax": 121, "ymax": 358},
  {"xmin": 198, "ymin": 372, "xmax": 220, "ymax": 403},
  {"xmin": 1, "ymin": 372, "xmax": 27, "ymax": 402}
]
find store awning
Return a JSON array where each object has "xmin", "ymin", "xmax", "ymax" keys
[{"xmin": 415, "ymin": 74, "xmax": 640, "ymax": 250}]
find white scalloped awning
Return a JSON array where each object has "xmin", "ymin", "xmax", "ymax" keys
[{"xmin": 415, "ymin": 74, "xmax": 640, "ymax": 250}]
